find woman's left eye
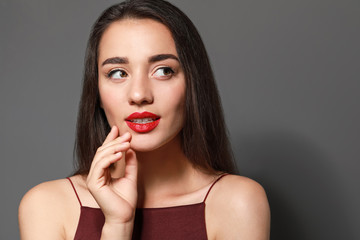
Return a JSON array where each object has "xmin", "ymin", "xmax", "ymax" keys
[{"xmin": 153, "ymin": 67, "xmax": 175, "ymax": 78}]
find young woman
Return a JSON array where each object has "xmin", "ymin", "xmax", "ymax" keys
[{"xmin": 19, "ymin": 0, "xmax": 270, "ymax": 239}]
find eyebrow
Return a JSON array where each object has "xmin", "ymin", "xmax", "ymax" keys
[
  {"xmin": 148, "ymin": 54, "xmax": 179, "ymax": 63},
  {"xmin": 102, "ymin": 57, "xmax": 128, "ymax": 66},
  {"xmin": 101, "ymin": 54, "xmax": 179, "ymax": 66}
]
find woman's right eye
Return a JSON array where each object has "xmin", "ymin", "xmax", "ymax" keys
[{"xmin": 107, "ymin": 69, "xmax": 128, "ymax": 79}]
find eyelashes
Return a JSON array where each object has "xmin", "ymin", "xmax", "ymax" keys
[
  {"xmin": 106, "ymin": 67, "xmax": 175, "ymax": 80},
  {"xmin": 107, "ymin": 69, "xmax": 128, "ymax": 79},
  {"xmin": 153, "ymin": 67, "xmax": 174, "ymax": 78}
]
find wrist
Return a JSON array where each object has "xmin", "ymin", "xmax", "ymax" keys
[{"xmin": 101, "ymin": 221, "xmax": 134, "ymax": 240}]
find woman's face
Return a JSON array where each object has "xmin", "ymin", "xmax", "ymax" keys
[{"xmin": 98, "ymin": 18, "xmax": 186, "ymax": 152}]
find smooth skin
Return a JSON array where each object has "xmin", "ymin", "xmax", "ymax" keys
[
  {"xmin": 19, "ymin": 19, "xmax": 270, "ymax": 240},
  {"xmin": 87, "ymin": 127, "xmax": 138, "ymax": 238}
]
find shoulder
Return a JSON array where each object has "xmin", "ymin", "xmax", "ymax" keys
[
  {"xmin": 19, "ymin": 178, "xmax": 80, "ymax": 240},
  {"xmin": 19, "ymin": 178, "xmax": 70, "ymax": 215},
  {"xmin": 19, "ymin": 178, "xmax": 73, "ymax": 211},
  {"xmin": 210, "ymin": 175, "xmax": 269, "ymax": 217},
  {"xmin": 206, "ymin": 174, "xmax": 270, "ymax": 240},
  {"xmin": 214, "ymin": 174, "xmax": 268, "ymax": 206}
]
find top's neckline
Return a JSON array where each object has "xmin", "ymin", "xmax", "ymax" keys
[
  {"xmin": 68, "ymin": 173, "xmax": 228, "ymax": 211},
  {"xmin": 80, "ymin": 202, "xmax": 205, "ymax": 211}
]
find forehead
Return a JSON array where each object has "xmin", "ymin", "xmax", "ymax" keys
[{"xmin": 98, "ymin": 18, "xmax": 177, "ymax": 61}]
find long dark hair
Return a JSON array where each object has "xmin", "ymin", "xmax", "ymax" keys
[{"xmin": 74, "ymin": 0, "xmax": 237, "ymax": 175}]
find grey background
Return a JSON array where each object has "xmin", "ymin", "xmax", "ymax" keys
[{"xmin": 0, "ymin": 0, "xmax": 359, "ymax": 239}]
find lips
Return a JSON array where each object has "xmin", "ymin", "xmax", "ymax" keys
[{"xmin": 125, "ymin": 111, "xmax": 160, "ymax": 133}]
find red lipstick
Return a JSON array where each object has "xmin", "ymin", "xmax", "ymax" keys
[{"xmin": 125, "ymin": 111, "xmax": 160, "ymax": 133}]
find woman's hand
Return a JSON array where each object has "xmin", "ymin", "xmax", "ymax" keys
[{"xmin": 86, "ymin": 126, "xmax": 138, "ymax": 236}]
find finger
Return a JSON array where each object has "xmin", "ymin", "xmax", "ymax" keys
[
  {"xmin": 102, "ymin": 126, "xmax": 119, "ymax": 146},
  {"xmin": 87, "ymin": 152, "xmax": 124, "ymax": 186},
  {"xmin": 89, "ymin": 142, "xmax": 130, "ymax": 177},
  {"xmin": 92, "ymin": 142, "xmax": 131, "ymax": 166},
  {"xmin": 89, "ymin": 151, "xmax": 123, "ymax": 185},
  {"xmin": 99, "ymin": 132, "xmax": 131, "ymax": 152},
  {"xmin": 124, "ymin": 149, "xmax": 138, "ymax": 183}
]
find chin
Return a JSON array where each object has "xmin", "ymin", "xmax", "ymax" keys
[
  {"xmin": 127, "ymin": 134, "xmax": 158, "ymax": 151},
  {"xmin": 129, "ymin": 132, "xmax": 180, "ymax": 153},
  {"xmin": 130, "ymin": 142, "xmax": 165, "ymax": 153}
]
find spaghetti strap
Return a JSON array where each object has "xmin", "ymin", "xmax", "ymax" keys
[
  {"xmin": 66, "ymin": 177, "xmax": 82, "ymax": 207},
  {"xmin": 203, "ymin": 173, "xmax": 228, "ymax": 203}
]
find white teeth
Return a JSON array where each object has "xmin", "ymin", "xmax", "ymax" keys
[{"xmin": 131, "ymin": 118, "xmax": 154, "ymax": 124}]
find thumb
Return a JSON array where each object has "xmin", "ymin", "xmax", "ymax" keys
[{"xmin": 124, "ymin": 149, "xmax": 138, "ymax": 183}]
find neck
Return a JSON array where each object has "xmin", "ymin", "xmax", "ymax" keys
[
  {"xmin": 111, "ymin": 135, "xmax": 213, "ymax": 208},
  {"xmin": 136, "ymin": 136, "xmax": 199, "ymax": 207}
]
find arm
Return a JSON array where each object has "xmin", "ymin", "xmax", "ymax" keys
[
  {"xmin": 19, "ymin": 182, "xmax": 66, "ymax": 240},
  {"xmin": 210, "ymin": 176, "xmax": 270, "ymax": 240}
]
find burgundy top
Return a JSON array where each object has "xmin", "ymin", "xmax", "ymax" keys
[{"xmin": 67, "ymin": 174, "xmax": 227, "ymax": 240}]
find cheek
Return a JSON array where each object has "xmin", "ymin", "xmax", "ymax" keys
[
  {"xmin": 164, "ymin": 83, "xmax": 186, "ymax": 122},
  {"xmin": 176, "ymin": 83, "xmax": 186, "ymax": 114},
  {"xmin": 99, "ymin": 88, "xmax": 123, "ymax": 125},
  {"xmin": 175, "ymin": 93, "xmax": 186, "ymax": 119}
]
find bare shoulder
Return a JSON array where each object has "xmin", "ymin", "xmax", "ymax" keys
[
  {"xmin": 22, "ymin": 178, "xmax": 68, "ymax": 198},
  {"xmin": 216, "ymin": 175, "xmax": 268, "ymax": 206},
  {"xmin": 19, "ymin": 178, "xmax": 77, "ymax": 240},
  {"xmin": 206, "ymin": 174, "xmax": 270, "ymax": 240},
  {"xmin": 211, "ymin": 175, "xmax": 270, "ymax": 219}
]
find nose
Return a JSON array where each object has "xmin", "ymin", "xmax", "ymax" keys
[{"xmin": 127, "ymin": 73, "xmax": 154, "ymax": 106}]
